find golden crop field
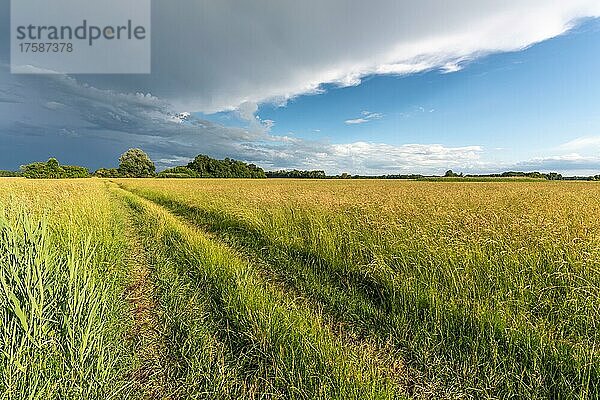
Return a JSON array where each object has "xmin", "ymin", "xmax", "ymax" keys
[{"xmin": 1, "ymin": 177, "xmax": 599, "ymax": 399}]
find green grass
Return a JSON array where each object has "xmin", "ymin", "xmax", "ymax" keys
[
  {"xmin": 115, "ymin": 186, "xmax": 400, "ymax": 399},
  {"xmin": 127, "ymin": 191, "xmax": 599, "ymax": 398},
  {"xmin": 1, "ymin": 178, "xmax": 599, "ymax": 398},
  {"xmin": 119, "ymin": 179, "xmax": 600, "ymax": 399},
  {"xmin": 0, "ymin": 181, "xmax": 136, "ymax": 399}
]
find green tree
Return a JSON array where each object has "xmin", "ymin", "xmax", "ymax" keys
[
  {"xmin": 94, "ymin": 168, "xmax": 121, "ymax": 178},
  {"xmin": 157, "ymin": 166, "xmax": 199, "ymax": 178},
  {"xmin": 186, "ymin": 154, "xmax": 266, "ymax": 178},
  {"xmin": 20, "ymin": 158, "xmax": 90, "ymax": 179},
  {"xmin": 0, "ymin": 170, "xmax": 19, "ymax": 177},
  {"xmin": 444, "ymin": 170, "xmax": 461, "ymax": 177},
  {"xmin": 118, "ymin": 148, "xmax": 155, "ymax": 177},
  {"xmin": 46, "ymin": 158, "xmax": 62, "ymax": 178}
]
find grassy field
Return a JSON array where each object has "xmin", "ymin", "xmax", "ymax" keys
[
  {"xmin": 0, "ymin": 179, "xmax": 136, "ymax": 398},
  {"xmin": 1, "ymin": 178, "xmax": 599, "ymax": 399}
]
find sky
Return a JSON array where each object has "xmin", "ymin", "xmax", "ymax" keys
[{"xmin": 1, "ymin": 1, "xmax": 600, "ymax": 175}]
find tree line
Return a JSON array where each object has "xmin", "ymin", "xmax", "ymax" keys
[
  {"xmin": 159, "ymin": 154, "xmax": 266, "ymax": 178},
  {"xmin": 8, "ymin": 149, "xmax": 269, "ymax": 179},
  {"xmin": 2, "ymin": 149, "xmax": 600, "ymax": 180},
  {"xmin": 266, "ymin": 170, "xmax": 326, "ymax": 179},
  {"xmin": 19, "ymin": 158, "xmax": 90, "ymax": 179}
]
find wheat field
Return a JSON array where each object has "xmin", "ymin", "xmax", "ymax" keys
[{"xmin": 1, "ymin": 178, "xmax": 599, "ymax": 399}]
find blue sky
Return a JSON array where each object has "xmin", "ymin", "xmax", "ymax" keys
[
  {"xmin": 268, "ymin": 21, "xmax": 600, "ymax": 154},
  {"xmin": 1, "ymin": 1, "xmax": 600, "ymax": 175},
  {"xmin": 202, "ymin": 18, "xmax": 600, "ymax": 174}
]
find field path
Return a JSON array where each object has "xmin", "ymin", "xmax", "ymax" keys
[
  {"xmin": 115, "ymin": 183, "xmax": 409, "ymax": 397},
  {"xmin": 122, "ymin": 204, "xmax": 173, "ymax": 399}
]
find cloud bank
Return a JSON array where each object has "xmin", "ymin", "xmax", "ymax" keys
[{"xmin": 69, "ymin": 0, "xmax": 600, "ymax": 112}]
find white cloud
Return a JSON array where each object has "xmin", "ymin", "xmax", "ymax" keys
[
  {"xmin": 495, "ymin": 136, "xmax": 600, "ymax": 175},
  {"xmin": 345, "ymin": 111, "xmax": 383, "ymax": 125},
  {"xmin": 512, "ymin": 153, "xmax": 600, "ymax": 175},
  {"xmin": 558, "ymin": 135, "xmax": 600, "ymax": 152},
  {"xmin": 344, "ymin": 118, "xmax": 369, "ymax": 125},
  {"xmin": 262, "ymin": 120, "xmax": 275, "ymax": 129},
  {"xmin": 327, "ymin": 142, "xmax": 483, "ymax": 174},
  {"xmin": 237, "ymin": 140, "xmax": 486, "ymax": 175},
  {"xmin": 169, "ymin": 112, "xmax": 192, "ymax": 124},
  {"xmin": 237, "ymin": 102, "xmax": 260, "ymax": 122}
]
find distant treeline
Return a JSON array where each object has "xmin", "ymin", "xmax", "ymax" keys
[
  {"xmin": 3, "ymin": 151, "xmax": 600, "ymax": 180},
  {"xmin": 159, "ymin": 155, "xmax": 266, "ymax": 178},
  {"xmin": 20, "ymin": 158, "xmax": 90, "ymax": 179},
  {"xmin": 426, "ymin": 171, "xmax": 599, "ymax": 181},
  {"xmin": 11, "ymin": 151, "xmax": 267, "ymax": 179},
  {"xmin": 335, "ymin": 170, "xmax": 600, "ymax": 181},
  {"xmin": 467, "ymin": 171, "xmax": 564, "ymax": 180},
  {"xmin": 337, "ymin": 174, "xmax": 425, "ymax": 180},
  {"xmin": 266, "ymin": 170, "xmax": 326, "ymax": 179},
  {"xmin": 0, "ymin": 170, "xmax": 20, "ymax": 177}
]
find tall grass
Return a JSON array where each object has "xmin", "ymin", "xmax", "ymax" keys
[
  {"xmin": 0, "ymin": 180, "xmax": 136, "ymax": 399},
  {"xmin": 2, "ymin": 177, "xmax": 597, "ymax": 398},
  {"xmin": 119, "ymin": 179, "xmax": 600, "ymax": 398},
  {"xmin": 116, "ymin": 186, "xmax": 401, "ymax": 399}
]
